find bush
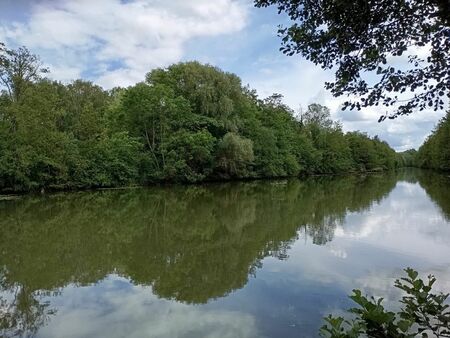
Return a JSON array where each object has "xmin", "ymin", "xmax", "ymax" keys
[{"xmin": 321, "ymin": 268, "xmax": 450, "ymax": 337}]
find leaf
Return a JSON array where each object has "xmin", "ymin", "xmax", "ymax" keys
[
  {"xmin": 397, "ymin": 319, "xmax": 412, "ymax": 332},
  {"xmin": 406, "ymin": 268, "xmax": 418, "ymax": 281}
]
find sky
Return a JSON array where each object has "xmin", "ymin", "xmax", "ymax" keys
[{"xmin": 0, "ymin": 0, "xmax": 445, "ymax": 151}]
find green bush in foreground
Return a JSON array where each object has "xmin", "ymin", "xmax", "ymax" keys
[{"xmin": 321, "ymin": 268, "xmax": 450, "ymax": 338}]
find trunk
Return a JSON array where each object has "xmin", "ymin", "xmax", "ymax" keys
[{"xmin": 144, "ymin": 124, "xmax": 160, "ymax": 170}]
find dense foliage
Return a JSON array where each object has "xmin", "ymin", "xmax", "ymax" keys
[
  {"xmin": 398, "ymin": 149, "xmax": 418, "ymax": 167},
  {"xmin": 0, "ymin": 45, "xmax": 402, "ymax": 192},
  {"xmin": 321, "ymin": 268, "xmax": 450, "ymax": 337},
  {"xmin": 254, "ymin": 0, "xmax": 450, "ymax": 119},
  {"xmin": 416, "ymin": 111, "xmax": 450, "ymax": 171}
]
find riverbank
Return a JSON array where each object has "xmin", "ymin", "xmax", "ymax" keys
[{"xmin": 0, "ymin": 166, "xmax": 400, "ymax": 197}]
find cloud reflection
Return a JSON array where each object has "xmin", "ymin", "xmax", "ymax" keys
[{"xmin": 37, "ymin": 276, "xmax": 258, "ymax": 338}]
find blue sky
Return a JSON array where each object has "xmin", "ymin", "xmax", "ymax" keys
[{"xmin": 0, "ymin": 0, "xmax": 445, "ymax": 150}]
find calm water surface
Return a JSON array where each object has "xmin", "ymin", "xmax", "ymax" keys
[{"xmin": 1, "ymin": 169, "xmax": 450, "ymax": 338}]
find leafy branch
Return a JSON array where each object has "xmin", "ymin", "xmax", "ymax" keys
[{"xmin": 321, "ymin": 268, "xmax": 450, "ymax": 337}]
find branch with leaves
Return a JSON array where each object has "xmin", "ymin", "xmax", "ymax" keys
[
  {"xmin": 254, "ymin": 0, "xmax": 450, "ymax": 120},
  {"xmin": 321, "ymin": 268, "xmax": 450, "ymax": 337}
]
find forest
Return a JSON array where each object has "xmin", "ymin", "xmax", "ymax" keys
[
  {"xmin": 416, "ymin": 111, "xmax": 450, "ymax": 171},
  {"xmin": 0, "ymin": 45, "xmax": 410, "ymax": 193},
  {"xmin": 395, "ymin": 112, "xmax": 450, "ymax": 171}
]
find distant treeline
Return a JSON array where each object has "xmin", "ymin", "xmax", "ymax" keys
[
  {"xmin": 397, "ymin": 111, "xmax": 450, "ymax": 171},
  {"xmin": 416, "ymin": 111, "xmax": 450, "ymax": 171},
  {"xmin": 0, "ymin": 48, "xmax": 403, "ymax": 192}
]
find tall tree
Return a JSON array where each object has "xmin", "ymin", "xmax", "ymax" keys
[
  {"xmin": 254, "ymin": 0, "xmax": 450, "ymax": 119},
  {"xmin": 301, "ymin": 104, "xmax": 334, "ymax": 129},
  {"xmin": 0, "ymin": 43, "xmax": 48, "ymax": 102}
]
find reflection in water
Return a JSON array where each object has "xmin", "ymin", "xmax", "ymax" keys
[
  {"xmin": 0, "ymin": 279, "xmax": 55, "ymax": 338},
  {"xmin": 0, "ymin": 170, "xmax": 449, "ymax": 337},
  {"xmin": 416, "ymin": 170, "xmax": 450, "ymax": 220}
]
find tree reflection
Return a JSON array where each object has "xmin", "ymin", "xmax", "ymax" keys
[
  {"xmin": 416, "ymin": 170, "xmax": 450, "ymax": 220},
  {"xmin": 0, "ymin": 172, "xmax": 413, "ymax": 335},
  {"xmin": 0, "ymin": 268, "xmax": 56, "ymax": 338}
]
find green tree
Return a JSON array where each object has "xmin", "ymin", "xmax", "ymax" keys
[
  {"xmin": 417, "ymin": 111, "xmax": 450, "ymax": 171},
  {"xmin": 8, "ymin": 80, "xmax": 74, "ymax": 190},
  {"xmin": 398, "ymin": 149, "xmax": 418, "ymax": 167},
  {"xmin": 60, "ymin": 80, "xmax": 110, "ymax": 141},
  {"xmin": 346, "ymin": 132, "xmax": 379, "ymax": 171},
  {"xmin": 119, "ymin": 82, "xmax": 191, "ymax": 177},
  {"xmin": 164, "ymin": 129, "xmax": 216, "ymax": 182},
  {"xmin": 0, "ymin": 43, "xmax": 49, "ymax": 102},
  {"xmin": 249, "ymin": 94, "xmax": 305, "ymax": 176},
  {"xmin": 216, "ymin": 132, "xmax": 254, "ymax": 178},
  {"xmin": 146, "ymin": 61, "xmax": 246, "ymax": 134},
  {"xmin": 301, "ymin": 103, "xmax": 334, "ymax": 130}
]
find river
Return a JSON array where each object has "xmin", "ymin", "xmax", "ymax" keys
[{"xmin": 1, "ymin": 169, "xmax": 449, "ymax": 337}]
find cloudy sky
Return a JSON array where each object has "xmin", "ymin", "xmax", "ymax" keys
[{"xmin": 0, "ymin": 0, "xmax": 445, "ymax": 150}]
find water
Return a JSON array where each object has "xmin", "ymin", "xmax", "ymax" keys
[{"xmin": 1, "ymin": 169, "xmax": 449, "ymax": 338}]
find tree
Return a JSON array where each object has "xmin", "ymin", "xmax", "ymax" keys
[
  {"xmin": 161, "ymin": 130, "xmax": 215, "ymax": 182},
  {"xmin": 254, "ymin": 0, "xmax": 450, "ymax": 119},
  {"xmin": 301, "ymin": 103, "xmax": 334, "ymax": 130},
  {"xmin": 0, "ymin": 43, "xmax": 48, "ymax": 102},
  {"xmin": 398, "ymin": 149, "xmax": 418, "ymax": 167},
  {"xmin": 120, "ymin": 83, "xmax": 191, "ymax": 175},
  {"xmin": 346, "ymin": 132, "xmax": 379, "ymax": 171},
  {"xmin": 216, "ymin": 132, "xmax": 254, "ymax": 177},
  {"xmin": 60, "ymin": 80, "xmax": 111, "ymax": 141},
  {"xmin": 417, "ymin": 110, "xmax": 450, "ymax": 171},
  {"xmin": 253, "ymin": 94, "xmax": 305, "ymax": 176},
  {"xmin": 146, "ymin": 61, "xmax": 245, "ymax": 134}
]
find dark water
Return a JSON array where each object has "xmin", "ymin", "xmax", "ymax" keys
[{"xmin": 1, "ymin": 169, "xmax": 450, "ymax": 338}]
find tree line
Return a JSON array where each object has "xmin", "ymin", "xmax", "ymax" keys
[
  {"xmin": 0, "ymin": 44, "xmax": 403, "ymax": 192},
  {"xmin": 415, "ymin": 111, "xmax": 450, "ymax": 171},
  {"xmin": 395, "ymin": 111, "xmax": 450, "ymax": 171}
]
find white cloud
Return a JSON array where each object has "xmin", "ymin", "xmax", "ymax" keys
[
  {"xmin": 243, "ymin": 56, "xmax": 332, "ymax": 111},
  {"xmin": 334, "ymin": 181, "xmax": 450, "ymax": 257},
  {"xmin": 38, "ymin": 275, "xmax": 258, "ymax": 338},
  {"xmin": 0, "ymin": 0, "xmax": 248, "ymax": 87}
]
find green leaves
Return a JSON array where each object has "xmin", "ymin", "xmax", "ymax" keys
[
  {"xmin": 395, "ymin": 268, "xmax": 450, "ymax": 337},
  {"xmin": 416, "ymin": 110, "xmax": 450, "ymax": 172},
  {"xmin": 254, "ymin": 0, "xmax": 450, "ymax": 119},
  {"xmin": 216, "ymin": 132, "xmax": 254, "ymax": 178},
  {"xmin": 0, "ymin": 44, "xmax": 48, "ymax": 102},
  {"xmin": 0, "ymin": 45, "xmax": 404, "ymax": 192},
  {"xmin": 321, "ymin": 268, "xmax": 450, "ymax": 338},
  {"xmin": 320, "ymin": 315, "xmax": 364, "ymax": 338}
]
